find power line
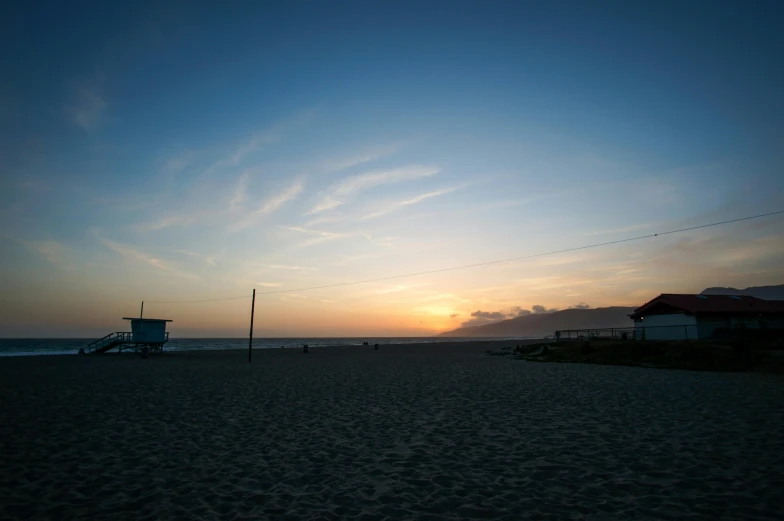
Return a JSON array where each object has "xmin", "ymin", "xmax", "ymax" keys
[
  {"xmin": 145, "ymin": 209, "xmax": 784, "ymax": 303},
  {"xmin": 146, "ymin": 295, "xmax": 248, "ymax": 304},
  {"xmin": 258, "ymin": 209, "xmax": 784, "ymax": 295}
]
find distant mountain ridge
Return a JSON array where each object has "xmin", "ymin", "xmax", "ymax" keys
[
  {"xmin": 439, "ymin": 284, "xmax": 784, "ymax": 338},
  {"xmin": 700, "ymin": 285, "xmax": 784, "ymax": 301},
  {"xmin": 439, "ymin": 306, "xmax": 635, "ymax": 338}
]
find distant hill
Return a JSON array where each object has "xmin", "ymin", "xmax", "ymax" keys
[
  {"xmin": 439, "ymin": 307, "xmax": 636, "ymax": 338},
  {"xmin": 701, "ymin": 284, "xmax": 784, "ymax": 301},
  {"xmin": 439, "ymin": 284, "xmax": 784, "ymax": 338}
]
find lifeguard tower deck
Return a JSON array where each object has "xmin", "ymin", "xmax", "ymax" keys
[{"xmin": 85, "ymin": 317, "xmax": 172, "ymax": 354}]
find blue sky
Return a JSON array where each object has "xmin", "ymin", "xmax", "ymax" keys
[{"xmin": 1, "ymin": 0, "xmax": 783, "ymax": 336}]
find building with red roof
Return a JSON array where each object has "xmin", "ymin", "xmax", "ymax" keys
[{"xmin": 629, "ymin": 294, "xmax": 784, "ymax": 340}]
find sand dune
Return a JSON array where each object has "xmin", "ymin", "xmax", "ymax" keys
[{"xmin": 1, "ymin": 341, "xmax": 783, "ymax": 520}]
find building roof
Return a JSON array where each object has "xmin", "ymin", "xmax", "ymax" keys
[
  {"xmin": 122, "ymin": 317, "xmax": 173, "ymax": 322},
  {"xmin": 629, "ymin": 294, "xmax": 784, "ymax": 319}
]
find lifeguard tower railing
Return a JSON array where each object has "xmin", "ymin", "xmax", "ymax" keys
[{"xmin": 86, "ymin": 331, "xmax": 170, "ymax": 354}]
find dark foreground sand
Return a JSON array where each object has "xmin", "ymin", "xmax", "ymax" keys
[{"xmin": 1, "ymin": 341, "xmax": 783, "ymax": 520}]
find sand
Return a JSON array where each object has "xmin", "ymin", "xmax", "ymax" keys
[{"xmin": 1, "ymin": 341, "xmax": 783, "ymax": 520}]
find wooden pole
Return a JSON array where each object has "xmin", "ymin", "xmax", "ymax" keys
[
  {"xmin": 138, "ymin": 301, "xmax": 144, "ymax": 344},
  {"xmin": 248, "ymin": 289, "xmax": 256, "ymax": 363}
]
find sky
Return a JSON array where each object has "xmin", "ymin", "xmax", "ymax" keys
[{"xmin": 1, "ymin": 0, "xmax": 783, "ymax": 337}]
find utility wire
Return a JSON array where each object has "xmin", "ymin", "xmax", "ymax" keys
[
  {"xmin": 146, "ymin": 209, "xmax": 784, "ymax": 303},
  {"xmin": 146, "ymin": 295, "xmax": 248, "ymax": 304},
  {"xmin": 258, "ymin": 210, "xmax": 784, "ymax": 295}
]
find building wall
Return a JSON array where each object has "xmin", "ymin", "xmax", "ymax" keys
[
  {"xmin": 696, "ymin": 316, "xmax": 731, "ymax": 338},
  {"xmin": 634, "ymin": 313, "xmax": 698, "ymax": 340},
  {"xmin": 636, "ymin": 315, "xmax": 784, "ymax": 340},
  {"xmin": 762, "ymin": 317, "xmax": 784, "ymax": 329},
  {"xmin": 728, "ymin": 316, "xmax": 784, "ymax": 329},
  {"xmin": 697, "ymin": 316, "xmax": 784, "ymax": 337},
  {"xmin": 130, "ymin": 320, "xmax": 167, "ymax": 343}
]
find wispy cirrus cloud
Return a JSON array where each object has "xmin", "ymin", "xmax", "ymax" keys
[
  {"xmin": 362, "ymin": 234, "xmax": 396, "ymax": 247},
  {"xmin": 284, "ymin": 226, "xmax": 345, "ymax": 237},
  {"xmin": 100, "ymin": 238, "xmax": 199, "ymax": 279},
  {"xmin": 309, "ymin": 165, "xmax": 439, "ymax": 214},
  {"xmin": 202, "ymin": 109, "xmax": 315, "ymax": 177},
  {"xmin": 23, "ymin": 240, "xmax": 68, "ymax": 266},
  {"xmin": 66, "ymin": 90, "xmax": 107, "ymax": 130},
  {"xmin": 255, "ymin": 264, "xmax": 318, "ymax": 271},
  {"xmin": 157, "ymin": 149, "xmax": 196, "ymax": 198},
  {"xmin": 145, "ymin": 215, "xmax": 196, "ymax": 231},
  {"xmin": 100, "ymin": 239, "xmax": 166, "ymax": 270},
  {"xmin": 278, "ymin": 293, "xmax": 335, "ymax": 304},
  {"xmin": 304, "ymin": 214, "xmax": 346, "ymax": 227},
  {"xmin": 229, "ymin": 171, "xmax": 251, "ymax": 210},
  {"xmin": 465, "ymin": 192, "xmax": 567, "ymax": 214},
  {"xmin": 229, "ymin": 130, "xmax": 281, "ymax": 166},
  {"xmin": 64, "ymin": 75, "xmax": 107, "ymax": 131},
  {"xmin": 327, "ymin": 251, "xmax": 391, "ymax": 265},
  {"xmin": 373, "ymin": 283, "xmax": 430, "ymax": 294},
  {"xmin": 362, "ymin": 186, "xmax": 459, "ymax": 220},
  {"xmin": 174, "ymin": 249, "xmax": 219, "ymax": 267},
  {"xmin": 282, "ymin": 225, "xmax": 354, "ymax": 248},
  {"xmin": 198, "ymin": 132, "xmax": 279, "ymax": 179},
  {"xmin": 137, "ymin": 210, "xmax": 218, "ymax": 231},
  {"xmin": 582, "ymin": 222, "xmax": 660, "ymax": 237},
  {"xmin": 285, "ymin": 227, "xmax": 394, "ymax": 250},
  {"xmin": 229, "ymin": 112, "xmax": 314, "ymax": 167},
  {"xmin": 309, "ymin": 195, "xmax": 343, "ymax": 214},
  {"xmin": 333, "ymin": 165, "xmax": 439, "ymax": 196},
  {"xmin": 161, "ymin": 150, "xmax": 194, "ymax": 175},
  {"xmin": 2, "ymin": 234, "xmax": 78, "ymax": 270},
  {"xmin": 17, "ymin": 178, "xmax": 52, "ymax": 191},
  {"xmin": 421, "ymin": 293, "xmax": 471, "ymax": 303},
  {"xmin": 259, "ymin": 180, "xmax": 305, "ymax": 214},
  {"xmin": 228, "ymin": 179, "xmax": 305, "ymax": 232},
  {"xmin": 319, "ymin": 143, "xmax": 402, "ymax": 173}
]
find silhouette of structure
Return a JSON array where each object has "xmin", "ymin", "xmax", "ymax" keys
[
  {"xmin": 85, "ymin": 317, "xmax": 172, "ymax": 354},
  {"xmin": 630, "ymin": 294, "xmax": 784, "ymax": 340}
]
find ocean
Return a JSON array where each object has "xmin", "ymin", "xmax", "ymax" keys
[{"xmin": 0, "ymin": 337, "xmax": 534, "ymax": 357}]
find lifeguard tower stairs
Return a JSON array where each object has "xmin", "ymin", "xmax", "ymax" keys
[{"xmin": 86, "ymin": 317, "xmax": 172, "ymax": 354}]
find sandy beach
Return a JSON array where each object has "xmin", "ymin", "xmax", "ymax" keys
[{"xmin": 1, "ymin": 341, "xmax": 783, "ymax": 520}]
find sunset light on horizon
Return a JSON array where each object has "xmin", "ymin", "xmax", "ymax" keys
[{"xmin": 2, "ymin": 1, "xmax": 783, "ymax": 337}]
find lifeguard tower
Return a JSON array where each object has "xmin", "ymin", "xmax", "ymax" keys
[{"xmin": 85, "ymin": 317, "xmax": 172, "ymax": 354}]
